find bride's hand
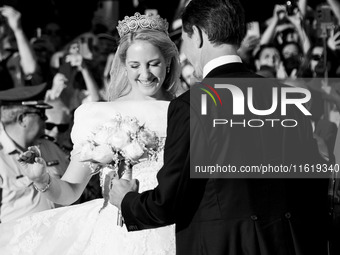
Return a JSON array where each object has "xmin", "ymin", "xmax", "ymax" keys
[{"xmin": 18, "ymin": 147, "xmax": 48, "ymax": 183}]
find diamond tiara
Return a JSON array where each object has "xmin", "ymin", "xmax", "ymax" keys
[{"xmin": 117, "ymin": 12, "xmax": 169, "ymax": 38}]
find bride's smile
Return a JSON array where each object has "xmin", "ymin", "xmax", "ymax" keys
[
  {"xmin": 125, "ymin": 40, "xmax": 167, "ymax": 99},
  {"xmin": 138, "ymin": 78, "xmax": 158, "ymax": 86}
]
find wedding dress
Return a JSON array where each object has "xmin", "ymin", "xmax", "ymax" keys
[{"xmin": 0, "ymin": 100, "xmax": 175, "ymax": 255}]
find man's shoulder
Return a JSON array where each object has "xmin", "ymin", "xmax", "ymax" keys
[
  {"xmin": 37, "ymin": 137, "xmax": 63, "ymax": 152},
  {"xmin": 172, "ymin": 90, "xmax": 190, "ymax": 105},
  {"xmin": 167, "ymin": 91, "xmax": 191, "ymax": 118}
]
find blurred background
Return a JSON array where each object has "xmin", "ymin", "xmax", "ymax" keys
[{"xmin": 0, "ymin": 0, "xmax": 324, "ymax": 38}]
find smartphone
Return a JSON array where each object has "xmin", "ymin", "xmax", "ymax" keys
[
  {"xmin": 286, "ymin": 0, "xmax": 298, "ymax": 16},
  {"xmin": 316, "ymin": 4, "xmax": 334, "ymax": 25},
  {"xmin": 246, "ymin": 22, "xmax": 260, "ymax": 38},
  {"xmin": 315, "ymin": 4, "xmax": 336, "ymax": 38}
]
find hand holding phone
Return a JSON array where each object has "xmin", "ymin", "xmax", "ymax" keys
[{"xmin": 246, "ymin": 22, "xmax": 260, "ymax": 39}]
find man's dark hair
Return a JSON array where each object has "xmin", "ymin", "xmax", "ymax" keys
[{"xmin": 181, "ymin": 0, "xmax": 246, "ymax": 46}]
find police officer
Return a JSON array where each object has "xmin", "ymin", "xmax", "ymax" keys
[{"xmin": 0, "ymin": 84, "xmax": 69, "ymax": 223}]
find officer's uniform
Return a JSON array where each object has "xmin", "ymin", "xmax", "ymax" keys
[{"xmin": 0, "ymin": 84, "xmax": 70, "ymax": 223}]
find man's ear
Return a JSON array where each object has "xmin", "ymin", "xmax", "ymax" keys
[
  {"xmin": 17, "ymin": 114, "xmax": 26, "ymax": 127},
  {"xmin": 192, "ymin": 25, "xmax": 203, "ymax": 48}
]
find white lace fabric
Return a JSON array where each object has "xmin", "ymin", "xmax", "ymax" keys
[
  {"xmin": 0, "ymin": 101, "xmax": 175, "ymax": 255},
  {"xmin": 0, "ymin": 151, "xmax": 175, "ymax": 255}
]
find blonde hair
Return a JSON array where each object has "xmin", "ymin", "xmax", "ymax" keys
[{"xmin": 106, "ymin": 29, "xmax": 181, "ymax": 101}]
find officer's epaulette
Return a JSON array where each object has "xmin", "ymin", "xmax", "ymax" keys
[{"xmin": 40, "ymin": 135, "xmax": 71, "ymax": 157}]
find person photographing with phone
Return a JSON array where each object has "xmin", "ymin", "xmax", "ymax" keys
[
  {"xmin": 46, "ymin": 40, "xmax": 102, "ymax": 112},
  {"xmin": 260, "ymin": 2, "xmax": 311, "ymax": 55},
  {"xmin": 0, "ymin": 5, "xmax": 40, "ymax": 89}
]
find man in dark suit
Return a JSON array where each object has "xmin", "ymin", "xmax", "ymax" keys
[{"xmin": 110, "ymin": 0, "xmax": 329, "ymax": 254}]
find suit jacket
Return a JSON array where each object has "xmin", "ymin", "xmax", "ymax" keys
[{"xmin": 122, "ymin": 63, "xmax": 329, "ymax": 255}]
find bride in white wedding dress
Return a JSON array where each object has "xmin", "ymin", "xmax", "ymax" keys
[{"xmin": 0, "ymin": 12, "xmax": 182, "ymax": 255}]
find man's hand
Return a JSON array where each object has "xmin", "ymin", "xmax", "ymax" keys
[
  {"xmin": 327, "ymin": 30, "xmax": 340, "ymax": 51},
  {"xmin": 109, "ymin": 178, "xmax": 139, "ymax": 210},
  {"xmin": 65, "ymin": 53, "xmax": 85, "ymax": 71},
  {"xmin": 18, "ymin": 146, "xmax": 48, "ymax": 184},
  {"xmin": 286, "ymin": 11, "xmax": 303, "ymax": 29},
  {"xmin": 273, "ymin": 4, "xmax": 287, "ymax": 21},
  {"xmin": 45, "ymin": 73, "xmax": 68, "ymax": 101},
  {"xmin": 238, "ymin": 35, "xmax": 259, "ymax": 55}
]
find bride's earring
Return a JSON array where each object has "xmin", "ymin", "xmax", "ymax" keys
[{"xmin": 166, "ymin": 66, "xmax": 170, "ymax": 74}]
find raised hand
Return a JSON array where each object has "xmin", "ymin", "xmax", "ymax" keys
[
  {"xmin": 45, "ymin": 73, "xmax": 68, "ymax": 101},
  {"xmin": 65, "ymin": 52, "xmax": 85, "ymax": 71},
  {"xmin": 0, "ymin": 5, "xmax": 22, "ymax": 32},
  {"xmin": 276, "ymin": 61, "xmax": 297, "ymax": 79},
  {"xmin": 327, "ymin": 30, "xmax": 340, "ymax": 51},
  {"xmin": 239, "ymin": 35, "xmax": 259, "ymax": 53},
  {"xmin": 286, "ymin": 11, "xmax": 303, "ymax": 29},
  {"xmin": 321, "ymin": 82, "xmax": 340, "ymax": 112},
  {"xmin": 273, "ymin": 4, "xmax": 287, "ymax": 21}
]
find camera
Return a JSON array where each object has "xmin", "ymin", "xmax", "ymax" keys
[{"xmin": 285, "ymin": 0, "xmax": 298, "ymax": 16}]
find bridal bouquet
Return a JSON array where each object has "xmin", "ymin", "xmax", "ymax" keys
[{"xmin": 79, "ymin": 114, "xmax": 161, "ymax": 225}]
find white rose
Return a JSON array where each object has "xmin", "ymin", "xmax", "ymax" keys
[
  {"xmin": 92, "ymin": 127, "xmax": 113, "ymax": 145},
  {"xmin": 108, "ymin": 129, "xmax": 131, "ymax": 150},
  {"xmin": 138, "ymin": 128, "xmax": 159, "ymax": 149},
  {"xmin": 101, "ymin": 119, "xmax": 121, "ymax": 129},
  {"xmin": 92, "ymin": 144, "xmax": 115, "ymax": 164},
  {"xmin": 120, "ymin": 117, "xmax": 141, "ymax": 134},
  {"xmin": 122, "ymin": 141, "xmax": 145, "ymax": 162}
]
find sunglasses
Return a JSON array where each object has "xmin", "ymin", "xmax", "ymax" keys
[
  {"xmin": 45, "ymin": 122, "xmax": 69, "ymax": 133},
  {"xmin": 23, "ymin": 111, "xmax": 48, "ymax": 121},
  {"xmin": 311, "ymin": 54, "xmax": 322, "ymax": 61}
]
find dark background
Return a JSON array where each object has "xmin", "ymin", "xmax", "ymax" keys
[{"xmin": 1, "ymin": 0, "xmax": 324, "ymax": 39}]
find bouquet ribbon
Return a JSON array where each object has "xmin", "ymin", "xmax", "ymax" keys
[{"xmin": 99, "ymin": 163, "xmax": 132, "ymax": 227}]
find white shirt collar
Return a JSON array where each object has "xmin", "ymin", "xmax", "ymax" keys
[{"xmin": 203, "ymin": 55, "xmax": 242, "ymax": 78}]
